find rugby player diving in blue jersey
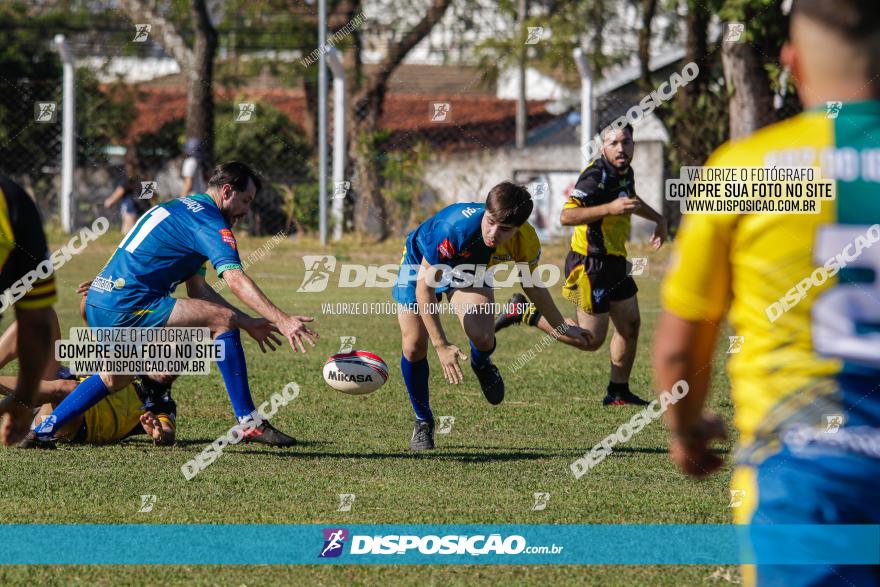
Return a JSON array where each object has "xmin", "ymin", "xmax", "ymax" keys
[
  {"xmin": 23, "ymin": 162, "xmax": 318, "ymax": 448},
  {"xmin": 394, "ymin": 181, "xmax": 593, "ymax": 450}
]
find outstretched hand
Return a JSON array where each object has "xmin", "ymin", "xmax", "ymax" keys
[
  {"xmin": 436, "ymin": 343, "xmax": 468, "ymax": 384},
  {"xmin": 278, "ymin": 315, "xmax": 319, "ymax": 353},
  {"xmin": 242, "ymin": 317, "xmax": 285, "ymax": 353}
]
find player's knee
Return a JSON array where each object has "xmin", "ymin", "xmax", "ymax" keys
[
  {"xmin": 586, "ymin": 329, "xmax": 607, "ymax": 351},
  {"xmin": 618, "ymin": 316, "xmax": 640, "ymax": 341},
  {"xmin": 469, "ymin": 331, "xmax": 495, "ymax": 351},
  {"xmin": 212, "ymin": 307, "xmax": 238, "ymax": 334},
  {"xmin": 584, "ymin": 333, "xmax": 605, "ymax": 351},
  {"xmin": 401, "ymin": 340, "xmax": 428, "ymax": 361}
]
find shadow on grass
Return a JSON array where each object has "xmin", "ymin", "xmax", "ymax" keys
[
  {"xmin": 232, "ymin": 447, "xmax": 561, "ymax": 463},
  {"xmin": 451, "ymin": 445, "xmax": 731, "ymax": 456},
  {"xmin": 121, "ymin": 438, "xmax": 334, "ymax": 449}
]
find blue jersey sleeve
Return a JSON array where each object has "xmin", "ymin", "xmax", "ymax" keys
[
  {"xmin": 417, "ymin": 220, "xmax": 463, "ymax": 266},
  {"xmin": 192, "ymin": 219, "xmax": 242, "ymax": 277}
]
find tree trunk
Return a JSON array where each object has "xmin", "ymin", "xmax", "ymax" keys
[
  {"xmin": 347, "ymin": 0, "xmax": 453, "ymax": 240},
  {"xmin": 721, "ymin": 38, "xmax": 776, "ymax": 139},
  {"xmin": 302, "ymin": 72, "xmax": 319, "ymax": 147},
  {"xmin": 668, "ymin": 0, "xmax": 712, "ymax": 162},
  {"xmin": 117, "ymin": 0, "xmax": 216, "ymax": 164},
  {"xmin": 187, "ymin": 0, "xmax": 218, "ymax": 165},
  {"xmin": 637, "ymin": 0, "xmax": 658, "ymax": 93},
  {"xmin": 351, "ymin": 88, "xmax": 389, "ymax": 240}
]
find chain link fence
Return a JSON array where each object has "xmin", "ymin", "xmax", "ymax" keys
[{"xmin": 1, "ymin": 56, "xmax": 805, "ymax": 241}]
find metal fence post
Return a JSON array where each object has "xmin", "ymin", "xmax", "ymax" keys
[{"xmin": 55, "ymin": 34, "xmax": 75, "ymax": 232}]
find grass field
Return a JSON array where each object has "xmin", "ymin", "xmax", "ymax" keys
[{"xmin": 0, "ymin": 229, "xmax": 740, "ymax": 586}]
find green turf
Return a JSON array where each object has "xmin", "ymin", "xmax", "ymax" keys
[{"xmin": 0, "ymin": 231, "xmax": 740, "ymax": 586}]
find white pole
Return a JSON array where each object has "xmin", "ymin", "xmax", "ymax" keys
[
  {"xmin": 573, "ymin": 48, "xmax": 593, "ymax": 164},
  {"xmin": 327, "ymin": 48, "xmax": 346, "ymax": 242},
  {"xmin": 317, "ymin": 0, "xmax": 328, "ymax": 245},
  {"xmin": 54, "ymin": 34, "xmax": 75, "ymax": 233}
]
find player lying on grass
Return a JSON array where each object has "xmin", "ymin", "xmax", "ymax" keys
[
  {"xmin": 1, "ymin": 376, "xmax": 176, "ymax": 446},
  {"xmin": 496, "ymin": 124, "xmax": 667, "ymax": 407},
  {"xmin": 393, "ymin": 181, "xmax": 593, "ymax": 450},
  {"xmin": 0, "ymin": 310, "xmax": 177, "ymax": 446},
  {"xmin": 654, "ymin": 1, "xmax": 880, "ymax": 585},
  {"xmin": 23, "ymin": 161, "xmax": 318, "ymax": 449}
]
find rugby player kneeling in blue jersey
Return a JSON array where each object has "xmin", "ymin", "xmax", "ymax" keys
[
  {"xmin": 22, "ymin": 162, "xmax": 318, "ymax": 448},
  {"xmin": 394, "ymin": 181, "xmax": 593, "ymax": 450}
]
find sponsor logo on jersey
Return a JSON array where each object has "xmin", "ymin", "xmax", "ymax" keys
[
  {"xmin": 90, "ymin": 275, "xmax": 116, "ymax": 292},
  {"xmin": 219, "ymin": 228, "xmax": 237, "ymax": 250},
  {"xmin": 181, "ymin": 197, "xmax": 205, "ymax": 213},
  {"xmin": 438, "ymin": 238, "xmax": 455, "ymax": 261}
]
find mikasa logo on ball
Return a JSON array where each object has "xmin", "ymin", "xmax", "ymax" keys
[{"xmin": 328, "ymin": 370, "xmax": 374, "ymax": 383}]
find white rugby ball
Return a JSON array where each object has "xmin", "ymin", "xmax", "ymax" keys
[{"xmin": 323, "ymin": 350, "xmax": 388, "ymax": 395}]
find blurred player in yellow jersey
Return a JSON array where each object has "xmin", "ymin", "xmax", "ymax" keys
[
  {"xmin": 0, "ymin": 176, "xmax": 57, "ymax": 445},
  {"xmin": 654, "ymin": 1, "xmax": 880, "ymax": 585}
]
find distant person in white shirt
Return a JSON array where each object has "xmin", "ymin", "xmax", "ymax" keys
[{"xmin": 181, "ymin": 137, "xmax": 209, "ymax": 195}]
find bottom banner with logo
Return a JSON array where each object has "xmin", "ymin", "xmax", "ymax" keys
[{"xmin": 0, "ymin": 525, "xmax": 877, "ymax": 565}]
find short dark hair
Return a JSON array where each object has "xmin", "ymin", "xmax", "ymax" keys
[
  {"xmin": 600, "ymin": 122, "xmax": 634, "ymax": 140},
  {"xmin": 207, "ymin": 161, "xmax": 262, "ymax": 194},
  {"xmin": 792, "ymin": 0, "xmax": 880, "ymax": 40},
  {"xmin": 485, "ymin": 181, "xmax": 533, "ymax": 226}
]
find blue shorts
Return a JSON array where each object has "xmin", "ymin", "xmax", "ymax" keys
[
  {"xmin": 84, "ymin": 297, "xmax": 177, "ymax": 328},
  {"xmin": 120, "ymin": 196, "xmax": 138, "ymax": 216},
  {"xmin": 390, "ymin": 236, "xmax": 446, "ymax": 306},
  {"xmin": 737, "ymin": 446, "xmax": 880, "ymax": 586}
]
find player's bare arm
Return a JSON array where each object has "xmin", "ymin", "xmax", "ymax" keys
[
  {"xmin": 521, "ymin": 283, "xmax": 593, "ymax": 350},
  {"xmin": 652, "ymin": 311, "xmax": 727, "ymax": 477},
  {"xmin": 631, "ymin": 195, "xmax": 668, "ymax": 249},
  {"xmin": 103, "ymin": 185, "xmax": 125, "ymax": 209},
  {"xmin": 416, "ymin": 259, "xmax": 467, "ymax": 384},
  {"xmin": 222, "ymin": 268, "xmax": 318, "ymax": 353},
  {"xmin": 185, "ymin": 273, "xmax": 284, "ymax": 353},
  {"xmin": 560, "ymin": 197, "xmax": 640, "ymax": 226}
]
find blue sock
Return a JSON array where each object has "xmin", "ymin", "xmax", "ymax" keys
[
  {"xmin": 401, "ymin": 356, "xmax": 432, "ymax": 422},
  {"xmin": 34, "ymin": 374, "xmax": 109, "ymax": 439},
  {"xmin": 470, "ymin": 338, "xmax": 496, "ymax": 368},
  {"xmin": 215, "ymin": 330, "xmax": 257, "ymax": 421}
]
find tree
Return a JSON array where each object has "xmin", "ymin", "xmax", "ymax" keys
[
  {"xmin": 117, "ymin": 0, "xmax": 218, "ymax": 163},
  {"xmin": 662, "ymin": 0, "xmax": 728, "ymax": 170},
  {"xmin": 0, "ymin": 2, "xmax": 135, "ymax": 210},
  {"xmin": 348, "ymin": 0, "xmax": 454, "ymax": 240},
  {"xmin": 719, "ymin": 0, "xmax": 789, "ymax": 138}
]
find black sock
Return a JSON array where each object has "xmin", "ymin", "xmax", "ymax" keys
[
  {"xmin": 607, "ymin": 381, "xmax": 629, "ymax": 396},
  {"xmin": 523, "ymin": 305, "xmax": 541, "ymax": 327}
]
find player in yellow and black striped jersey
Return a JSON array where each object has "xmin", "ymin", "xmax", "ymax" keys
[
  {"xmin": 0, "ymin": 175, "xmax": 57, "ymax": 445},
  {"xmin": 496, "ymin": 124, "xmax": 668, "ymax": 407},
  {"xmin": 654, "ymin": 1, "xmax": 880, "ymax": 585}
]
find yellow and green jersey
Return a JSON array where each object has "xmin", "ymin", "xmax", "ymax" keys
[{"xmin": 662, "ymin": 100, "xmax": 880, "ymax": 458}]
